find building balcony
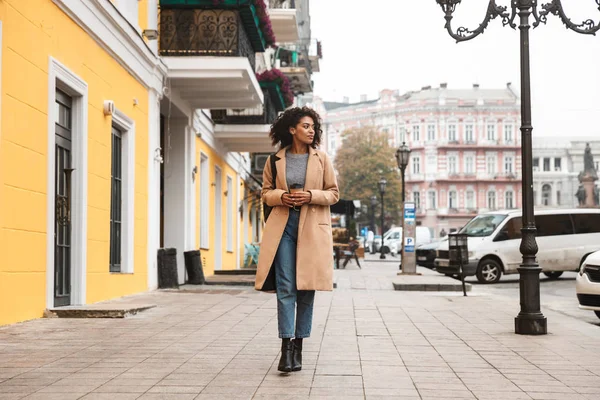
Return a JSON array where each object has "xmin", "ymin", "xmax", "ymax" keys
[
  {"xmin": 211, "ymin": 84, "xmax": 284, "ymax": 153},
  {"xmin": 211, "ymin": 84, "xmax": 283, "ymax": 126},
  {"xmin": 437, "ymin": 140, "xmax": 520, "ymax": 149},
  {"xmin": 275, "ymin": 47, "xmax": 313, "ymax": 94},
  {"xmin": 436, "ymin": 173, "xmax": 478, "ymax": 182},
  {"xmin": 268, "ymin": 0, "xmax": 299, "ymax": 43},
  {"xmin": 158, "ymin": 1, "xmax": 270, "ymax": 109}
]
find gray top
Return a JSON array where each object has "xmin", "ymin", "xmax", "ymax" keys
[{"xmin": 286, "ymin": 151, "xmax": 309, "ymax": 189}]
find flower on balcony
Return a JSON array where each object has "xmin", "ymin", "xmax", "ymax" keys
[
  {"xmin": 212, "ymin": 0, "xmax": 277, "ymax": 47},
  {"xmin": 256, "ymin": 69, "xmax": 294, "ymax": 107}
]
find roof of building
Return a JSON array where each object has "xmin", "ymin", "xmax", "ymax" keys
[{"xmin": 320, "ymin": 84, "xmax": 519, "ymax": 114}]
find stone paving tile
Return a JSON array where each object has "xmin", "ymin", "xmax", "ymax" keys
[
  {"xmin": 3, "ymin": 263, "xmax": 600, "ymax": 399},
  {"xmin": 21, "ymin": 393, "xmax": 87, "ymax": 400}
]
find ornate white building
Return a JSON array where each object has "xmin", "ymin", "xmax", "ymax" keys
[
  {"xmin": 532, "ymin": 138, "xmax": 600, "ymax": 208},
  {"xmin": 315, "ymin": 83, "xmax": 522, "ymax": 237}
]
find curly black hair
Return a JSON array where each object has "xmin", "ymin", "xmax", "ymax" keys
[{"xmin": 269, "ymin": 106, "xmax": 323, "ymax": 149}]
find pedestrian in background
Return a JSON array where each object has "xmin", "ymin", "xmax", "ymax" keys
[{"xmin": 255, "ymin": 106, "xmax": 339, "ymax": 373}]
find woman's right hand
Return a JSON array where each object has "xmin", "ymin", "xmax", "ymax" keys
[{"xmin": 281, "ymin": 193, "xmax": 296, "ymax": 208}]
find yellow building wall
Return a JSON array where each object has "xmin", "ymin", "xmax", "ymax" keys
[
  {"xmin": 195, "ymin": 138, "xmax": 240, "ymax": 276},
  {"xmin": 0, "ymin": 0, "xmax": 150, "ymax": 325}
]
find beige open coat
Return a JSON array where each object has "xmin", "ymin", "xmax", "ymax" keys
[{"xmin": 255, "ymin": 146, "xmax": 339, "ymax": 292}]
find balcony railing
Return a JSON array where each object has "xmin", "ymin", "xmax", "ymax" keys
[
  {"xmin": 159, "ymin": 8, "xmax": 257, "ymax": 69},
  {"xmin": 211, "ymin": 88, "xmax": 278, "ymax": 125}
]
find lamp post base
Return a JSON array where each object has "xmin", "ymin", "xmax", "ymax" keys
[
  {"xmin": 379, "ymin": 253, "xmax": 386, "ymax": 260},
  {"xmin": 515, "ymin": 266, "xmax": 547, "ymax": 335},
  {"xmin": 515, "ymin": 314, "xmax": 547, "ymax": 335}
]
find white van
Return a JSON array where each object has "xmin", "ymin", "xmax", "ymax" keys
[
  {"xmin": 381, "ymin": 226, "xmax": 433, "ymax": 256},
  {"xmin": 434, "ymin": 209, "xmax": 600, "ymax": 283}
]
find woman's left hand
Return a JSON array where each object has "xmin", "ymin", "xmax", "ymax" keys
[{"xmin": 290, "ymin": 191, "xmax": 312, "ymax": 206}]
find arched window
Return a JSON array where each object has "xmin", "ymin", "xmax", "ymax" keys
[
  {"xmin": 487, "ymin": 191, "xmax": 496, "ymax": 210},
  {"xmin": 505, "ymin": 191, "xmax": 514, "ymax": 209},
  {"xmin": 449, "ymin": 191, "xmax": 457, "ymax": 209},
  {"xmin": 542, "ymin": 184, "xmax": 552, "ymax": 206}
]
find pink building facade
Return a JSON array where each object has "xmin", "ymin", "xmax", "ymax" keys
[{"xmin": 315, "ymin": 83, "xmax": 522, "ymax": 237}]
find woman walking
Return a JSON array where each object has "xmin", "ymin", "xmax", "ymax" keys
[{"xmin": 255, "ymin": 106, "xmax": 339, "ymax": 373}]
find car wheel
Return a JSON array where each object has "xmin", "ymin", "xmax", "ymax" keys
[
  {"xmin": 476, "ymin": 259, "xmax": 502, "ymax": 284},
  {"xmin": 595, "ymin": 311, "xmax": 600, "ymax": 320},
  {"xmin": 543, "ymin": 271, "xmax": 563, "ymax": 280},
  {"xmin": 380, "ymin": 245, "xmax": 390, "ymax": 255}
]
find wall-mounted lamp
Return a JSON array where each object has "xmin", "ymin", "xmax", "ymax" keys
[
  {"xmin": 142, "ymin": 29, "xmax": 159, "ymax": 40},
  {"xmin": 103, "ymin": 100, "xmax": 115, "ymax": 116},
  {"xmin": 192, "ymin": 166, "xmax": 198, "ymax": 182},
  {"xmin": 224, "ymin": 190, "xmax": 229, "ymax": 197}
]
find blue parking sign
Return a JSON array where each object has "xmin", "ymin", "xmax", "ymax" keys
[{"xmin": 404, "ymin": 236, "xmax": 415, "ymax": 252}]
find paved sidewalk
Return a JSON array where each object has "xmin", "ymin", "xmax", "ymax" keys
[{"xmin": 1, "ymin": 262, "xmax": 600, "ymax": 399}]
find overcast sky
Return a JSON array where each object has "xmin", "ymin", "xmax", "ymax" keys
[{"xmin": 310, "ymin": 0, "xmax": 600, "ymax": 138}]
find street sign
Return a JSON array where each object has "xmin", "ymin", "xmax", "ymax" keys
[
  {"xmin": 404, "ymin": 236, "xmax": 415, "ymax": 253},
  {"xmin": 404, "ymin": 202, "xmax": 416, "ymax": 222}
]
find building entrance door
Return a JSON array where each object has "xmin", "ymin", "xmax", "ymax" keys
[{"xmin": 54, "ymin": 90, "xmax": 74, "ymax": 307}]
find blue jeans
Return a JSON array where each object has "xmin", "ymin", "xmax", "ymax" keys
[{"xmin": 274, "ymin": 208, "xmax": 315, "ymax": 339}]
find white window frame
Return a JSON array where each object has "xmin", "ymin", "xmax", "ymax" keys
[
  {"xmin": 427, "ymin": 124, "xmax": 436, "ymax": 141},
  {"xmin": 465, "ymin": 155, "xmax": 475, "ymax": 175},
  {"xmin": 487, "ymin": 191, "xmax": 496, "ymax": 210},
  {"xmin": 448, "ymin": 190, "xmax": 457, "ymax": 209},
  {"xmin": 111, "ymin": 108, "xmax": 136, "ymax": 274},
  {"xmin": 226, "ymin": 175, "xmax": 233, "ymax": 253},
  {"xmin": 504, "ymin": 123, "xmax": 514, "ymax": 143},
  {"xmin": 505, "ymin": 191, "xmax": 514, "ymax": 209},
  {"xmin": 412, "ymin": 156, "xmax": 421, "ymax": 174},
  {"xmin": 465, "ymin": 123, "xmax": 474, "ymax": 143},
  {"xmin": 486, "ymin": 155, "xmax": 497, "ymax": 175},
  {"xmin": 413, "ymin": 191, "xmax": 421, "ymax": 210},
  {"xmin": 46, "ymin": 58, "xmax": 88, "ymax": 307},
  {"xmin": 200, "ymin": 153, "xmax": 210, "ymax": 249},
  {"xmin": 412, "ymin": 124, "xmax": 420, "ymax": 142},
  {"xmin": 428, "ymin": 190, "xmax": 437, "ymax": 210},
  {"xmin": 448, "ymin": 124, "xmax": 457, "ymax": 142},
  {"xmin": 542, "ymin": 184, "xmax": 552, "ymax": 206},
  {"xmin": 504, "ymin": 156, "xmax": 514, "ymax": 174},
  {"xmin": 448, "ymin": 155, "xmax": 458, "ymax": 175},
  {"xmin": 487, "ymin": 123, "xmax": 496, "ymax": 141},
  {"xmin": 466, "ymin": 191, "xmax": 475, "ymax": 209}
]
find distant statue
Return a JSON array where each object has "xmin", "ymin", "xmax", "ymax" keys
[
  {"xmin": 576, "ymin": 185, "xmax": 586, "ymax": 206},
  {"xmin": 582, "ymin": 143, "xmax": 598, "ymax": 180},
  {"xmin": 439, "ymin": 228, "xmax": 447, "ymax": 238}
]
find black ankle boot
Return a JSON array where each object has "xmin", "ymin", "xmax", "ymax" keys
[
  {"xmin": 292, "ymin": 338, "xmax": 303, "ymax": 371},
  {"xmin": 278, "ymin": 338, "xmax": 293, "ymax": 373}
]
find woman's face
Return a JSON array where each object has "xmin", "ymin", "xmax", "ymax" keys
[{"xmin": 291, "ymin": 116, "xmax": 315, "ymax": 145}]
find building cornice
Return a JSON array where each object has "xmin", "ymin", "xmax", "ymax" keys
[{"xmin": 52, "ymin": 0, "xmax": 167, "ymax": 93}]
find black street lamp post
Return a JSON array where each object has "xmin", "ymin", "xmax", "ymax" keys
[
  {"xmin": 396, "ymin": 142, "xmax": 412, "ymax": 203},
  {"xmin": 435, "ymin": 0, "xmax": 600, "ymax": 335},
  {"xmin": 370, "ymin": 195, "xmax": 377, "ymax": 233},
  {"xmin": 378, "ymin": 178, "xmax": 387, "ymax": 260},
  {"xmin": 396, "ymin": 142, "xmax": 412, "ymax": 269}
]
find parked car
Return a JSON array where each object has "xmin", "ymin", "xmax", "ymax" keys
[
  {"xmin": 576, "ymin": 250, "xmax": 600, "ymax": 319},
  {"xmin": 434, "ymin": 208, "xmax": 600, "ymax": 284},
  {"xmin": 416, "ymin": 238, "xmax": 447, "ymax": 269},
  {"xmin": 380, "ymin": 227, "xmax": 433, "ymax": 256}
]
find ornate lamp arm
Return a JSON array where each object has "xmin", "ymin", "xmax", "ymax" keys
[
  {"xmin": 437, "ymin": 0, "xmax": 513, "ymax": 42},
  {"xmin": 536, "ymin": 0, "xmax": 600, "ymax": 34}
]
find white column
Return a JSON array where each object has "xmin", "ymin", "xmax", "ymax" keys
[
  {"xmin": 236, "ymin": 174, "xmax": 241, "ymax": 270},
  {"xmin": 163, "ymin": 118, "xmax": 188, "ymax": 283}
]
